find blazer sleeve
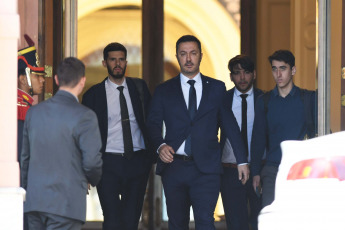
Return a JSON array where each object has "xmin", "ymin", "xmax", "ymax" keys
[
  {"xmin": 76, "ymin": 109, "xmax": 103, "ymax": 186},
  {"xmin": 142, "ymin": 80, "xmax": 152, "ymax": 119},
  {"xmin": 220, "ymin": 93, "xmax": 248, "ymax": 165},
  {"xmin": 250, "ymin": 94, "xmax": 267, "ymax": 176},
  {"xmin": 146, "ymin": 85, "xmax": 165, "ymax": 151},
  {"xmin": 81, "ymin": 88, "xmax": 95, "ymax": 110}
]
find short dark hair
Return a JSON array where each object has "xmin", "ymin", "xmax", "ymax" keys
[
  {"xmin": 228, "ymin": 55, "xmax": 255, "ymax": 73},
  {"xmin": 268, "ymin": 50, "xmax": 295, "ymax": 68},
  {"xmin": 56, "ymin": 57, "xmax": 85, "ymax": 88},
  {"xmin": 176, "ymin": 35, "xmax": 202, "ymax": 54},
  {"xmin": 103, "ymin": 42, "xmax": 127, "ymax": 60}
]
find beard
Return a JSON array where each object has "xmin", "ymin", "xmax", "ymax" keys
[
  {"xmin": 234, "ymin": 77, "xmax": 255, "ymax": 93},
  {"xmin": 107, "ymin": 64, "xmax": 126, "ymax": 79}
]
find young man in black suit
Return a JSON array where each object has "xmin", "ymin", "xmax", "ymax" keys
[{"xmin": 221, "ymin": 55, "xmax": 263, "ymax": 230}]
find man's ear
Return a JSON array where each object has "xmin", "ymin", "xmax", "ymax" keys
[
  {"xmin": 292, "ymin": 66, "xmax": 296, "ymax": 76},
  {"xmin": 253, "ymin": 70, "xmax": 257, "ymax": 80},
  {"xmin": 80, "ymin": 76, "xmax": 86, "ymax": 88},
  {"xmin": 54, "ymin": 75, "xmax": 59, "ymax": 86}
]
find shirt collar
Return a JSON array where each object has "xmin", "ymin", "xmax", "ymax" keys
[
  {"xmin": 272, "ymin": 84, "xmax": 297, "ymax": 97},
  {"xmin": 234, "ymin": 86, "xmax": 254, "ymax": 98},
  {"xmin": 107, "ymin": 77, "xmax": 128, "ymax": 89},
  {"xmin": 180, "ymin": 72, "xmax": 201, "ymax": 86},
  {"xmin": 58, "ymin": 89, "xmax": 79, "ymax": 102}
]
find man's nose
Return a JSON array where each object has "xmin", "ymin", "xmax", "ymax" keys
[
  {"xmin": 240, "ymin": 72, "xmax": 245, "ymax": 79},
  {"xmin": 186, "ymin": 54, "xmax": 191, "ymax": 61}
]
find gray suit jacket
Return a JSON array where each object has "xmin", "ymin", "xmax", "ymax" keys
[{"xmin": 20, "ymin": 90, "xmax": 103, "ymax": 222}]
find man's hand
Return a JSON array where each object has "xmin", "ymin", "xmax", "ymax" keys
[
  {"xmin": 158, "ymin": 144, "xmax": 175, "ymax": 163},
  {"xmin": 252, "ymin": 175, "xmax": 261, "ymax": 192},
  {"xmin": 238, "ymin": 164, "xmax": 250, "ymax": 185}
]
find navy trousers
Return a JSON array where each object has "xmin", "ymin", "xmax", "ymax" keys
[
  {"xmin": 162, "ymin": 158, "xmax": 220, "ymax": 230},
  {"xmin": 97, "ymin": 150, "xmax": 151, "ymax": 230},
  {"xmin": 221, "ymin": 166, "xmax": 261, "ymax": 230}
]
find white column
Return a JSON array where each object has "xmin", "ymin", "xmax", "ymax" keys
[
  {"xmin": 0, "ymin": 0, "xmax": 26, "ymax": 229},
  {"xmin": 317, "ymin": 0, "xmax": 331, "ymax": 136},
  {"xmin": 65, "ymin": 0, "xmax": 78, "ymax": 57}
]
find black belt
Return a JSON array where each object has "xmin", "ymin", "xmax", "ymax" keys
[
  {"xmin": 222, "ymin": 163, "xmax": 238, "ymax": 168},
  {"xmin": 174, "ymin": 154, "xmax": 193, "ymax": 161},
  {"xmin": 105, "ymin": 149, "xmax": 145, "ymax": 156}
]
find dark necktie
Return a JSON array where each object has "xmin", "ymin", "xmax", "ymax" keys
[
  {"xmin": 240, "ymin": 94, "xmax": 248, "ymax": 157},
  {"xmin": 117, "ymin": 86, "xmax": 134, "ymax": 159},
  {"xmin": 184, "ymin": 80, "xmax": 197, "ymax": 156}
]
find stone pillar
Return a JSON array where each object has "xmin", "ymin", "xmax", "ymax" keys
[
  {"xmin": 142, "ymin": 0, "xmax": 164, "ymax": 93},
  {"xmin": 142, "ymin": 1, "xmax": 164, "ymax": 229},
  {"xmin": 0, "ymin": 0, "xmax": 26, "ymax": 229}
]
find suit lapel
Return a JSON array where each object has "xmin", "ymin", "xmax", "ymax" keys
[
  {"xmin": 193, "ymin": 74, "xmax": 211, "ymax": 120},
  {"xmin": 254, "ymin": 88, "xmax": 262, "ymax": 103},
  {"xmin": 172, "ymin": 75, "xmax": 190, "ymax": 117},
  {"xmin": 126, "ymin": 77, "xmax": 144, "ymax": 124}
]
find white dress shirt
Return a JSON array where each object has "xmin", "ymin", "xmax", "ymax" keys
[
  {"xmin": 222, "ymin": 87, "xmax": 255, "ymax": 163},
  {"xmin": 105, "ymin": 78, "xmax": 145, "ymax": 153},
  {"xmin": 175, "ymin": 73, "xmax": 203, "ymax": 155}
]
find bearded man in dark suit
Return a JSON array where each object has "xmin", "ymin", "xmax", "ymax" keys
[{"xmin": 82, "ymin": 42, "xmax": 152, "ymax": 230}]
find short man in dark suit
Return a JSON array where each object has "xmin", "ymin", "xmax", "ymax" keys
[
  {"xmin": 220, "ymin": 55, "xmax": 263, "ymax": 230},
  {"xmin": 21, "ymin": 57, "xmax": 103, "ymax": 230},
  {"xmin": 147, "ymin": 35, "xmax": 249, "ymax": 230},
  {"xmin": 17, "ymin": 41, "xmax": 46, "ymax": 230},
  {"xmin": 82, "ymin": 42, "xmax": 152, "ymax": 230},
  {"xmin": 17, "ymin": 43, "xmax": 46, "ymax": 164}
]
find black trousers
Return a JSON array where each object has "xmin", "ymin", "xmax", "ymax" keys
[
  {"xmin": 221, "ymin": 167, "xmax": 262, "ymax": 230},
  {"xmin": 97, "ymin": 150, "xmax": 151, "ymax": 230}
]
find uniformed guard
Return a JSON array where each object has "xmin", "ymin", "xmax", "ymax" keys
[{"xmin": 17, "ymin": 40, "xmax": 46, "ymax": 163}]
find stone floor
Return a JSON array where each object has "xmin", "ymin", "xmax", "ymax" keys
[{"xmin": 82, "ymin": 221, "xmax": 228, "ymax": 230}]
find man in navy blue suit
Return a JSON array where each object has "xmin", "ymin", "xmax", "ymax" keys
[
  {"xmin": 147, "ymin": 35, "xmax": 249, "ymax": 230},
  {"xmin": 220, "ymin": 55, "xmax": 263, "ymax": 230},
  {"xmin": 82, "ymin": 42, "xmax": 153, "ymax": 230}
]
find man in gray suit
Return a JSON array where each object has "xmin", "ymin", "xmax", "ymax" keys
[{"xmin": 21, "ymin": 57, "xmax": 103, "ymax": 230}]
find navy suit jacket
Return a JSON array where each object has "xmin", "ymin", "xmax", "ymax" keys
[
  {"xmin": 82, "ymin": 77, "xmax": 152, "ymax": 155},
  {"xmin": 220, "ymin": 87, "xmax": 264, "ymax": 160},
  {"xmin": 147, "ymin": 74, "xmax": 247, "ymax": 175}
]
